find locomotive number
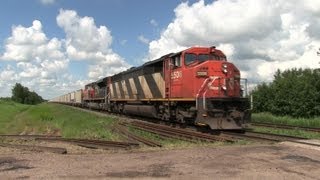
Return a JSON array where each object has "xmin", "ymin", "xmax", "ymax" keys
[{"xmin": 171, "ymin": 71, "xmax": 182, "ymax": 79}]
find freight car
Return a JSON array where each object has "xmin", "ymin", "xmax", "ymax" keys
[{"xmin": 53, "ymin": 46, "xmax": 251, "ymax": 130}]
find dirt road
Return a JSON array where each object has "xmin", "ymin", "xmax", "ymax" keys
[{"xmin": 1, "ymin": 143, "xmax": 320, "ymax": 179}]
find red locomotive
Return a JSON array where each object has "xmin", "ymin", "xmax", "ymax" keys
[{"xmin": 55, "ymin": 46, "xmax": 251, "ymax": 130}]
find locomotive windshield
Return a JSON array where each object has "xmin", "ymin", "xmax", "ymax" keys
[
  {"xmin": 185, "ymin": 53, "xmax": 197, "ymax": 65},
  {"xmin": 184, "ymin": 53, "xmax": 226, "ymax": 66}
]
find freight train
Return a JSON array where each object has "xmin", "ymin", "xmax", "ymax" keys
[{"xmin": 51, "ymin": 46, "xmax": 251, "ymax": 130}]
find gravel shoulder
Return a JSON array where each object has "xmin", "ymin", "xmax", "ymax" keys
[{"xmin": 1, "ymin": 142, "xmax": 320, "ymax": 179}]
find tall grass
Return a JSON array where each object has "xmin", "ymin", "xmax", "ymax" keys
[
  {"xmin": 0, "ymin": 101, "xmax": 120, "ymax": 140},
  {"xmin": 0, "ymin": 99, "xmax": 30, "ymax": 134},
  {"xmin": 253, "ymin": 127, "xmax": 320, "ymax": 139},
  {"xmin": 252, "ymin": 112, "xmax": 320, "ymax": 128}
]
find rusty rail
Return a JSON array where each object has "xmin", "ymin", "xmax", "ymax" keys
[
  {"xmin": 251, "ymin": 122, "xmax": 320, "ymax": 133},
  {"xmin": 221, "ymin": 131, "xmax": 320, "ymax": 147},
  {"xmin": 113, "ymin": 125, "xmax": 162, "ymax": 147},
  {"xmin": 0, "ymin": 134, "xmax": 139, "ymax": 150},
  {"xmin": 122, "ymin": 121, "xmax": 234, "ymax": 143},
  {"xmin": 0, "ymin": 134, "xmax": 61, "ymax": 138},
  {"xmin": 0, "ymin": 143, "xmax": 67, "ymax": 154},
  {"xmin": 35, "ymin": 137, "xmax": 139, "ymax": 150}
]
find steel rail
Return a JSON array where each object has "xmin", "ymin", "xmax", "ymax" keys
[
  {"xmin": 129, "ymin": 122, "xmax": 216, "ymax": 142},
  {"xmin": 0, "ymin": 143, "xmax": 67, "ymax": 154},
  {"xmin": 132, "ymin": 121, "xmax": 231, "ymax": 142},
  {"xmin": 113, "ymin": 125, "xmax": 162, "ymax": 147},
  {"xmin": 251, "ymin": 122, "xmax": 320, "ymax": 133},
  {"xmin": 35, "ymin": 137, "xmax": 139, "ymax": 149},
  {"xmin": 222, "ymin": 131, "xmax": 320, "ymax": 147},
  {"xmin": 0, "ymin": 134, "xmax": 61, "ymax": 138},
  {"xmin": 124, "ymin": 121, "xmax": 234, "ymax": 142},
  {"xmin": 122, "ymin": 123, "xmax": 199, "ymax": 143}
]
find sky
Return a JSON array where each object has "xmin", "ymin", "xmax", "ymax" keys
[{"xmin": 0, "ymin": 0, "xmax": 319, "ymax": 99}]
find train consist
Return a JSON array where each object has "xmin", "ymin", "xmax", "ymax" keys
[{"xmin": 51, "ymin": 46, "xmax": 251, "ymax": 130}]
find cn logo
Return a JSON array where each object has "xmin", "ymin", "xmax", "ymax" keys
[{"xmin": 207, "ymin": 76, "xmax": 223, "ymax": 90}]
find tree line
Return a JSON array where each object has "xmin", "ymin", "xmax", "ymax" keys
[
  {"xmin": 251, "ymin": 68, "xmax": 320, "ymax": 118},
  {"xmin": 11, "ymin": 83, "xmax": 44, "ymax": 105}
]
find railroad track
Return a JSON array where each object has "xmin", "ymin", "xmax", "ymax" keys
[
  {"xmin": 251, "ymin": 122, "xmax": 320, "ymax": 133},
  {"xmin": 121, "ymin": 120, "xmax": 235, "ymax": 143},
  {"xmin": 0, "ymin": 143, "xmax": 67, "ymax": 154},
  {"xmin": 113, "ymin": 124, "xmax": 162, "ymax": 147},
  {"xmin": 0, "ymin": 134, "xmax": 62, "ymax": 138},
  {"xmin": 0, "ymin": 134, "xmax": 140, "ymax": 152},
  {"xmin": 35, "ymin": 137, "xmax": 139, "ymax": 149},
  {"xmin": 221, "ymin": 131, "xmax": 320, "ymax": 147}
]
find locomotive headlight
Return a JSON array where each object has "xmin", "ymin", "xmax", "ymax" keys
[
  {"xmin": 223, "ymin": 69, "xmax": 228, "ymax": 73},
  {"xmin": 222, "ymin": 86, "xmax": 227, "ymax": 91},
  {"xmin": 222, "ymin": 63, "xmax": 228, "ymax": 74}
]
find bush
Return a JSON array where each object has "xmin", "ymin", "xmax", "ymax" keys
[{"xmin": 251, "ymin": 68, "xmax": 320, "ymax": 118}]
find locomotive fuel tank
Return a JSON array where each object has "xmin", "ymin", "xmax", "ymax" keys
[{"xmin": 123, "ymin": 104, "xmax": 158, "ymax": 118}]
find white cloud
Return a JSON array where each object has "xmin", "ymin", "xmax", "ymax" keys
[
  {"xmin": 0, "ymin": 9, "xmax": 130, "ymax": 99},
  {"xmin": 39, "ymin": 0, "xmax": 55, "ymax": 5},
  {"xmin": 56, "ymin": 9, "xmax": 130, "ymax": 79},
  {"xmin": 1, "ymin": 20, "xmax": 47, "ymax": 61},
  {"xmin": 0, "ymin": 20, "xmax": 69, "ymax": 98},
  {"xmin": 0, "ymin": 65, "xmax": 18, "ymax": 81},
  {"xmin": 147, "ymin": 0, "xmax": 320, "ymax": 83},
  {"xmin": 138, "ymin": 35, "xmax": 150, "ymax": 44}
]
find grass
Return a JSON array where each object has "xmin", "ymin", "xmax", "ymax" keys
[
  {"xmin": 252, "ymin": 112, "xmax": 320, "ymax": 139},
  {"xmin": 252, "ymin": 127, "xmax": 320, "ymax": 139},
  {"xmin": 252, "ymin": 112, "xmax": 320, "ymax": 128},
  {"xmin": 0, "ymin": 100, "xmax": 119, "ymax": 140},
  {"xmin": 128, "ymin": 127, "xmax": 193, "ymax": 148},
  {"xmin": 0, "ymin": 100, "xmax": 248, "ymax": 147},
  {"xmin": 126, "ymin": 126, "xmax": 249, "ymax": 148},
  {"xmin": 0, "ymin": 99, "xmax": 31, "ymax": 133}
]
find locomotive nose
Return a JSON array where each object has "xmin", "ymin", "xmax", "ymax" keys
[{"xmin": 198, "ymin": 61, "xmax": 241, "ymax": 97}]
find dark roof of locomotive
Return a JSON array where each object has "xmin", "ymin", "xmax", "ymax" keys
[
  {"xmin": 112, "ymin": 52, "xmax": 175, "ymax": 76},
  {"xmin": 85, "ymin": 46, "xmax": 217, "ymax": 86}
]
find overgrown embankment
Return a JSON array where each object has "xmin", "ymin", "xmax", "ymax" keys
[
  {"xmin": 0, "ymin": 100, "xmax": 119, "ymax": 140},
  {"xmin": 0, "ymin": 100, "xmax": 231, "ymax": 148},
  {"xmin": 252, "ymin": 113, "xmax": 320, "ymax": 139}
]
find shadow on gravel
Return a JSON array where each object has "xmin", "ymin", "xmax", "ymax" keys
[
  {"xmin": 281, "ymin": 155, "xmax": 320, "ymax": 164},
  {"xmin": 0, "ymin": 157, "xmax": 32, "ymax": 172},
  {"xmin": 105, "ymin": 163, "xmax": 172, "ymax": 178}
]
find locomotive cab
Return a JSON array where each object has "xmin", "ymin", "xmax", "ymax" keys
[{"xmin": 167, "ymin": 46, "xmax": 251, "ymax": 129}]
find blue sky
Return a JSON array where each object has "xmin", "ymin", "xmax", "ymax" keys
[
  {"xmin": 0, "ymin": 0, "xmax": 194, "ymax": 64},
  {"xmin": 0, "ymin": 0, "xmax": 319, "ymax": 99}
]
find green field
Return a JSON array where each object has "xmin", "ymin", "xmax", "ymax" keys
[
  {"xmin": 0, "ymin": 99, "xmax": 119, "ymax": 140},
  {"xmin": 4, "ymin": 99, "xmax": 318, "ymax": 145},
  {"xmin": 0, "ymin": 100, "xmax": 206, "ymax": 147},
  {"xmin": 252, "ymin": 112, "xmax": 320, "ymax": 139},
  {"xmin": 252, "ymin": 112, "xmax": 320, "ymax": 128}
]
